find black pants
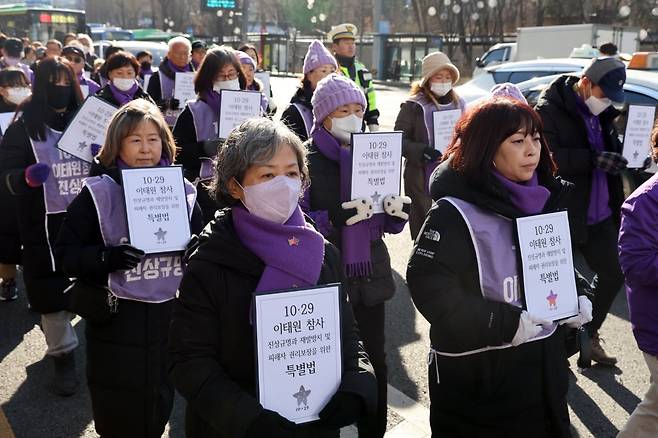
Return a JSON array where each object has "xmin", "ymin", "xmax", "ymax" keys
[
  {"xmin": 577, "ymin": 218, "xmax": 625, "ymax": 335},
  {"xmin": 352, "ymin": 302, "xmax": 387, "ymax": 438}
]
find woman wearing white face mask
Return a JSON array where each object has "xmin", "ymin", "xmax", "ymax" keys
[
  {"xmin": 0, "ymin": 67, "xmax": 30, "ymax": 113},
  {"xmin": 96, "ymin": 51, "xmax": 155, "ymax": 108},
  {"xmin": 173, "ymin": 46, "xmax": 266, "ymax": 223},
  {"xmin": 394, "ymin": 51, "xmax": 465, "ymax": 239},
  {"xmin": 168, "ymin": 117, "xmax": 377, "ymax": 438},
  {"xmin": 302, "ymin": 73, "xmax": 409, "ymax": 438}
]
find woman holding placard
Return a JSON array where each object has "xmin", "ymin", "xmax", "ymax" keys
[
  {"xmin": 281, "ymin": 40, "xmax": 337, "ymax": 142},
  {"xmin": 302, "ymin": 73, "xmax": 409, "ymax": 438},
  {"xmin": 0, "ymin": 57, "xmax": 84, "ymax": 396},
  {"xmin": 96, "ymin": 51, "xmax": 155, "ymax": 108},
  {"xmin": 54, "ymin": 99, "xmax": 203, "ymax": 437},
  {"xmin": 394, "ymin": 51, "xmax": 465, "ymax": 240},
  {"xmin": 0, "ymin": 67, "xmax": 30, "ymax": 302},
  {"xmin": 407, "ymin": 99, "xmax": 593, "ymax": 436},
  {"xmin": 173, "ymin": 46, "xmax": 252, "ymax": 222},
  {"xmin": 168, "ymin": 117, "xmax": 376, "ymax": 438}
]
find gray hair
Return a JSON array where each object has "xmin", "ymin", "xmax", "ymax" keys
[
  {"xmin": 210, "ymin": 118, "xmax": 310, "ymax": 207},
  {"xmin": 168, "ymin": 36, "xmax": 191, "ymax": 52}
]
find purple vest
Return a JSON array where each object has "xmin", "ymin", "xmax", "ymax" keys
[
  {"xmin": 159, "ymin": 72, "xmax": 180, "ymax": 126},
  {"xmin": 85, "ymin": 174, "xmax": 197, "ymax": 303},
  {"xmin": 292, "ymin": 103, "xmax": 313, "ymax": 138},
  {"xmin": 188, "ymin": 99, "xmax": 218, "ymax": 141},
  {"xmin": 436, "ymin": 197, "xmax": 557, "ymax": 356},
  {"xmin": 30, "ymin": 128, "xmax": 91, "ymax": 214}
]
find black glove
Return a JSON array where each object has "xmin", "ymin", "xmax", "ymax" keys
[
  {"xmin": 101, "ymin": 244, "xmax": 145, "ymax": 272},
  {"xmin": 245, "ymin": 409, "xmax": 296, "ymax": 438},
  {"xmin": 168, "ymin": 98, "xmax": 180, "ymax": 110},
  {"xmin": 422, "ymin": 146, "xmax": 442, "ymax": 163},
  {"xmin": 318, "ymin": 391, "xmax": 363, "ymax": 430},
  {"xmin": 202, "ymin": 138, "xmax": 222, "ymax": 157},
  {"xmin": 592, "ymin": 151, "xmax": 628, "ymax": 175}
]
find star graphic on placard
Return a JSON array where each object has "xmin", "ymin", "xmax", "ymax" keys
[
  {"xmin": 371, "ymin": 191, "xmax": 381, "ymax": 204},
  {"xmin": 633, "ymin": 150, "xmax": 639, "ymax": 161},
  {"xmin": 77, "ymin": 140, "xmax": 88, "ymax": 151},
  {"xmin": 154, "ymin": 227, "xmax": 167, "ymax": 242},
  {"xmin": 292, "ymin": 385, "xmax": 311, "ymax": 406},
  {"xmin": 288, "ymin": 236, "xmax": 299, "ymax": 247},
  {"xmin": 546, "ymin": 290, "xmax": 558, "ymax": 309}
]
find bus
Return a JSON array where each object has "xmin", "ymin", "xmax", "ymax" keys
[{"xmin": 0, "ymin": 4, "xmax": 85, "ymax": 42}]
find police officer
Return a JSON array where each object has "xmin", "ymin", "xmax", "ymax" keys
[{"xmin": 327, "ymin": 23, "xmax": 379, "ymax": 132}]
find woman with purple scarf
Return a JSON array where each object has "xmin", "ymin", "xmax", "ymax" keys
[
  {"xmin": 407, "ymin": 99, "xmax": 592, "ymax": 436},
  {"xmin": 96, "ymin": 51, "xmax": 155, "ymax": 109},
  {"xmin": 173, "ymin": 46, "xmax": 252, "ymax": 223},
  {"xmin": 168, "ymin": 118, "xmax": 377, "ymax": 438},
  {"xmin": 55, "ymin": 100, "xmax": 204, "ymax": 437},
  {"xmin": 302, "ymin": 73, "xmax": 409, "ymax": 438},
  {"xmin": 394, "ymin": 51, "xmax": 465, "ymax": 240}
]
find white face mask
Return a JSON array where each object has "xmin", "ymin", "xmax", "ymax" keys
[
  {"xmin": 6, "ymin": 87, "xmax": 31, "ymax": 105},
  {"xmin": 329, "ymin": 114, "xmax": 363, "ymax": 144},
  {"xmin": 430, "ymin": 82, "xmax": 452, "ymax": 97},
  {"xmin": 584, "ymin": 95, "xmax": 611, "ymax": 116},
  {"xmin": 213, "ymin": 78, "xmax": 240, "ymax": 92},
  {"xmin": 240, "ymin": 176, "xmax": 302, "ymax": 224},
  {"xmin": 113, "ymin": 78, "xmax": 135, "ymax": 92}
]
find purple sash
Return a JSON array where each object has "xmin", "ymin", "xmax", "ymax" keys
[
  {"xmin": 85, "ymin": 174, "xmax": 197, "ymax": 303},
  {"xmin": 188, "ymin": 99, "xmax": 218, "ymax": 141},
  {"xmin": 408, "ymin": 94, "xmax": 464, "ymax": 194},
  {"xmin": 292, "ymin": 103, "xmax": 313, "ymax": 138},
  {"xmin": 436, "ymin": 197, "xmax": 556, "ymax": 356},
  {"xmin": 159, "ymin": 72, "xmax": 180, "ymax": 126},
  {"xmin": 30, "ymin": 128, "xmax": 91, "ymax": 214}
]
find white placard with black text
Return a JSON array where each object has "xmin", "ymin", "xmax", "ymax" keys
[
  {"xmin": 516, "ymin": 211, "xmax": 579, "ymax": 321},
  {"xmin": 623, "ymin": 105, "xmax": 656, "ymax": 168},
  {"xmin": 432, "ymin": 109, "xmax": 461, "ymax": 153},
  {"xmin": 56, "ymin": 96, "xmax": 118, "ymax": 162},
  {"xmin": 173, "ymin": 72, "xmax": 197, "ymax": 104},
  {"xmin": 350, "ymin": 132, "xmax": 403, "ymax": 214},
  {"xmin": 255, "ymin": 71, "xmax": 271, "ymax": 102},
  {"xmin": 218, "ymin": 89, "xmax": 262, "ymax": 139},
  {"xmin": 255, "ymin": 284, "xmax": 342, "ymax": 424},
  {"xmin": 121, "ymin": 166, "xmax": 191, "ymax": 254},
  {"xmin": 0, "ymin": 112, "xmax": 14, "ymax": 135}
]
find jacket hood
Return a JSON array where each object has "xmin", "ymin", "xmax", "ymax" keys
[
  {"xmin": 290, "ymin": 86, "xmax": 313, "ymax": 107},
  {"xmin": 185, "ymin": 208, "xmax": 264, "ymax": 277},
  {"xmin": 429, "ymin": 157, "xmax": 572, "ymax": 219},
  {"xmin": 536, "ymin": 74, "xmax": 620, "ymax": 124}
]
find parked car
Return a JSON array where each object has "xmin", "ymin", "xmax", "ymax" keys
[{"xmin": 93, "ymin": 40, "xmax": 169, "ymax": 68}]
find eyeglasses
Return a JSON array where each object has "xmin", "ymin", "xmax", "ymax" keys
[
  {"xmin": 217, "ymin": 72, "xmax": 238, "ymax": 81},
  {"xmin": 65, "ymin": 56, "xmax": 83, "ymax": 64}
]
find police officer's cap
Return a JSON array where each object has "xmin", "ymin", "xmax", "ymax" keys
[{"xmin": 328, "ymin": 23, "xmax": 358, "ymax": 42}]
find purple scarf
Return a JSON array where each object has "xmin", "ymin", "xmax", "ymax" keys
[
  {"xmin": 167, "ymin": 59, "xmax": 191, "ymax": 73},
  {"xmin": 116, "ymin": 157, "xmax": 170, "ymax": 168},
  {"xmin": 108, "ymin": 82, "xmax": 139, "ymax": 106},
  {"xmin": 311, "ymin": 126, "xmax": 388, "ymax": 277},
  {"xmin": 201, "ymin": 90, "xmax": 221, "ymax": 114},
  {"xmin": 493, "ymin": 169, "xmax": 550, "ymax": 215},
  {"xmin": 232, "ymin": 205, "xmax": 325, "ymax": 292}
]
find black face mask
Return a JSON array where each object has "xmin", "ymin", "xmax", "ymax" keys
[
  {"xmin": 140, "ymin": 61, "xmax": 152, "ymax": 71},
  {"xmin": 47, "ymin": 85, "xmax": 72, "ymax": 110}
]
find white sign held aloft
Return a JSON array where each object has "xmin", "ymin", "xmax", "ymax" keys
[
  {"xmin": 255, "ymin": 284, "xmax": 342, "ymax": 424},
  {"xmin": 350, "ymin": 132, "xmax": 403, "ymax": 214},
  {"xmin": 56, "ymin": 96, "xmax": 118, "ymax": 162},
  {"xmin": 173, "ymin": 72, "xmax": 197, "ymax": 104},
  {"xmin": 623, "ymin": 104, "xmax": 657, "ymax": 168},
  {"xmin": 516, "ymin": 211, "xmax": 579, "ymax": 322},
  {"xmin": 432, "ymin": 109, "xmax": 462, "ymax": 153},
  {"xmin": 218, "ymin": 89, "xmax": 262, "ymax": 139},
  {"xmin": 121, "ymin": 166, "xmax": 192, "ymax": 254},
  {"xmin": 255, "ymin": 71, "xmax": 271, "ymax": 103}
]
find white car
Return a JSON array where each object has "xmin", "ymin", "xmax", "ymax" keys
[
  {"xmin": 457, "ymin": 58, "xmax": 593, "ymax": 104},
  {"xmin": 93, "ymin": 40, "xmax": 169, "ymax": 68}
]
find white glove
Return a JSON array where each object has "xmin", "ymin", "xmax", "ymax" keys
[
  {"xmin": 368, "ymin": 124, "xmax": 380, "ymax": 132},
  {"xmin": 383, "ymin": 194, "xmax": 411, "ymax": 220},
  {"xmin": 511, "ymin": 311, "xmax": 552, "ymax": 346},
  {"xmin": 341, "ymin": 197, "xmax": 374, "ymax": 226},
  {"xmin": 559, "ymin": 296, "xmax": 593, "ymax": 328}
]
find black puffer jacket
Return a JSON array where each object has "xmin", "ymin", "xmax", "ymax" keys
[
  {"xmin": 0, "ymin": 103, "xmax": 21, "ymax": 264},
  {"xmin": 0, "ymin": 116, "xmax": 72, "ymax": 312},
  {"xmin": 146, "ymin": 57, "xmax": 195, "ymax": 110},
  {"xmin": 55, "ymin": 160, "xmax": 203, "ymax": 437},
  {"xmin": 535, "ymin": 75, "xmax": 624, "ymax": 244},
  {"xmin": 168, "ymin": 208, "xmax": 377, "ymax": 438},
  {"xmin": 407, "ymin": 160, "xmax": 573, "ymax": 437},
  {"xmin": 303, "ymin": 139, "xmax": 404, "ymax": 307},
  {"xmin": 281, "ymin": 86, "xmax": 313, "ymax": 142}
]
